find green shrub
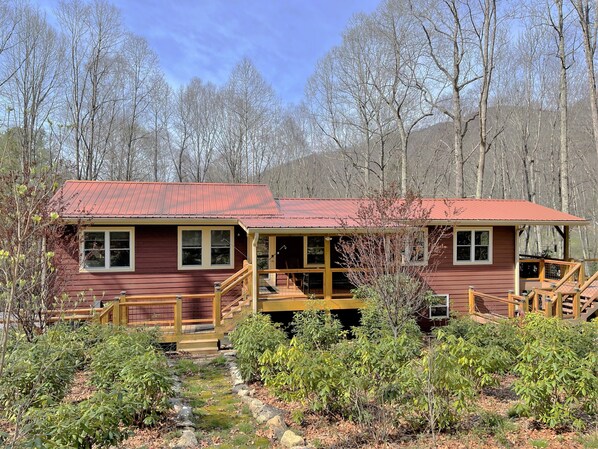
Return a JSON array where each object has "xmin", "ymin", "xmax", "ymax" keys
[
  {"xmin": 437, "ymin": 332, "xmax": 511, "ymax": 389},
  {"xmin": 402, "ymin": 341, "xmax": 476, "ymax": 432},
  {"xmin": 0, "ymin": 328, "xmax": 86, "ymax": 420},
  {"xmin": 119, "ymin": 350, "xmax": 173, "ymax": 426},
  {"xmin": 229, "ymin": 313, "xmax": 287, "ymax": 382},
  {"xmin": 89, "ymin": 329, "xmax": 159, "ymax": 388},
  {"xmin": 259, "ymin": 338, "xmax": 351, "ymax": 414},
  {"xmin": 513, "ymin": 314, "xmax": 598, "ymax": 429},
  {"xmin": 291, "ymin": 309, "xmax": 346, "ymax": 350},
  {"xmin": 24, "ymin": 390, "xmax": 130, "ymax": 449}
]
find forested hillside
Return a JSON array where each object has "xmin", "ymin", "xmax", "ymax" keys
[{"xmin": 1, "ymin": 0, "xmax": 597, "ymax": 256}]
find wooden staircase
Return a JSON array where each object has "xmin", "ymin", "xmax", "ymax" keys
[
  {"xmin": 530, "ymin": 263, "xmax": 598, "ymax": 321},
  {"xmin": 174, "ymin": 263, "xmax": 254, "ymax": 354}
]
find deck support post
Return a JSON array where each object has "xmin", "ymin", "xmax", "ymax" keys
[
  {"xmin": 507, "ymin": 290, "xmax": 515, "ymax": 318},
  {"xmin": 573, "ymin": 288, "xmax": 581, "ymax": 319},
  {"xmin": 544, "ymin": 296, "xmax": 553, "ymax": 317},
  {"xmin": 468, "ymin": 286, "xmax": 475, "ymax": 315},
  {"xmin": 251, "ymin": 233, "xmax": 259, "ymax": 314},
  {"xmin": 563, "ymin": 225, "xmax": 570, "ymax": 261},
  {"xmin": 555, "ymin": 292, "xmax": 563, "ymax": 319},
  {"xmin": 174, "ymin": 295, "xmax": 183, "ymax": 337},
  {"xmin": 324, "ymin": 237, "xmax": 332, "ymax": 301},
  {"xmin": 578, "ymin": 259, "xmax": 585, "ymax": 287},
  {"xmin": 119, "ymin": 291, "xmax": 127, "ymax": 325},
  {"xmin": 213, "ymin": 282, "xmax": 222, "ymax": 328},
  {"xmin": 112, "ymin": 297, "xmax": 121, "ymax": 325}
]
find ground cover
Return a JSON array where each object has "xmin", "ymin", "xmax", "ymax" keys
[{"xmin": 176, "ymin": 355, "xmax": 271, "ymax": 449}]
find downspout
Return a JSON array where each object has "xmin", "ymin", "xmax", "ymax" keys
[{"xmin": 252, "ymin": 232, "xmax": 259, "ymax": 314}]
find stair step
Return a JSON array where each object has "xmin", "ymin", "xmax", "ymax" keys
[{"xmin": 177, "ymin": 338, "xmax": 219, "ymax": 351}]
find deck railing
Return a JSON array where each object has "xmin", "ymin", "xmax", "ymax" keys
[{"xmin": 256, "ymin": 267, "xmax": 357, "ymax": 301}]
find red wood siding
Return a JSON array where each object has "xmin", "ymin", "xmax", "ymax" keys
[
  {"xmin": 424, "ymin": 226, "xmax": 515, "ymax": 316},
  {"xmin": 57, "ymin": 225, "xmax": 248, "ymax": 321}
]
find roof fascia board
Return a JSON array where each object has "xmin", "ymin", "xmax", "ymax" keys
[
  {"xmin": 64, "ymin": 218, "xmax": 241, "ymax": 226},
  {"xmin": 245, "ymin": 220, "xmax": 589, "ymax": 234}
]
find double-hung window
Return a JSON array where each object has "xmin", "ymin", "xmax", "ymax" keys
[
  {"xmin": 402, "ymin": 228, "xmax": 428, "ymax": 265},
  {"xmin": 178, "ymin": 227, "xmax": 234, "ymax": 269},
  {"xmin": 81, "ymin": 228, "xmax": 134, "ymax": 272},
  {"xmin": 429, "ymin": 294, "xmax": 450, "ymax": 319},
  {"xmin": 454, "ymin": 228, "xmax": 492, "ymax": 264}
]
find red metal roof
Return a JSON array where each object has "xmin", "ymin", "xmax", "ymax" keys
[
  {"xmin": 55, "ymin": 181, "xmax": 281, "ymax": 218},
  {"xmin": 54, "ymin": 181, "xmax": 587, "ymax": 227},
  {"xmin": 238, "ymin": 198, "xmax": 588, "ymax": 230}
]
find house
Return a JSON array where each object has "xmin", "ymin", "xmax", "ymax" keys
[{"xmin": 52, "ymin": 180, "xmax": 595, "ymax": 351}]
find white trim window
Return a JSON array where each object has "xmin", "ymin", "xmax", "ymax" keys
[
  {"xmin": 402, "ymin": 228, "xmax": 428, "ymax": 266},
  {"xmin": 80, "ymin": 227, "xmax": 135, "ymax": 272},
  {"xmin": 453, "ymin": 228, "xmax": 492, "ymax": 265},
  {"xmin": 429, "ymin": 294, "xmax": 450, "ymax": 319},
  {"xmin": 178, "ymin": 226, "xmax": 234, "ymax": 270},
  {"xmin": 304, "ymin": 236, "xmax": 325, "ymax": 267}
]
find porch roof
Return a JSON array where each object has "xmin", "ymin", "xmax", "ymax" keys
[{"xmin": 238, "ymin": 198, "xmax": 588, "ymax": 232}]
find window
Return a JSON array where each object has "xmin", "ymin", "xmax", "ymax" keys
[
  {"xmin": 178, "ymin": 226, "xmax": 234, "ymax": 269},
  {"xmin": 304, "ymin": 236, "xmax": 325, "ymax": 266},
  {"xmin": 81, "ymin": 228, "xmax": 134, "ymax": 272},
  {"xmin": 402, "ymin": 228, "xmax": 428, "ymax": 265},
  {"xmin": 454, "ymin": 228, "xmax": 492, "ymax": 264},
  {"xmin": 181, "ymin": 229, "xmax": 202, "ymax": 266},
  {"xmin": 211, "ymin": 230, "xmax": 231, "ymax": 266},
  {"xmin": 429, "ymin": 294, "xmax": 449, "ymax": 319}
]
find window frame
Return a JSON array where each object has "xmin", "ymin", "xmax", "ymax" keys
[
  {"xmin": 402, "ymin": 227, "xmax": 429, "ymax": 266},
  {"xmin": 304, "ymin": 235, "xmax": 326, "ymax": 267},
  {"xmin": 429, "ymin": 294, "xmax": 450, "ymax": 320},
  {"xmin": 177, "ymin": 226, "xmax": 235, "ymax": 270},
  {"xmin": 79, "ymin": 227, "xmax": 135, "ymax": 273},
  {"xmin": 453, "ymin": 227, "xmax": 493, "ymax": 265}
]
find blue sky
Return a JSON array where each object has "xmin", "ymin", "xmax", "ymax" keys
[{"xmin": 40, "ymin": 0, "xmax": 382, "ymax": 104}]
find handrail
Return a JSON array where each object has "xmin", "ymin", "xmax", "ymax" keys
[
  {"xmin": 578, "ymin": 269, "xmax": 598, "ymax": 293},
  {"xmin": 124, "ymin": 293, "xmax": 215, "ymax": 301},
  {"xmin": 96, "ymin": 303, "xmax": 114, "ymax": 324},
  {"xmin": 221, "ymin": 264, "xmax": 251, "ymax": 290},
  {"xmin": 551, "ymin": 262, "xmax": 582, "ymax": 290},
  {"xmin": 221, "ymin": 269, "xmax": 252, "ymax": 295}
]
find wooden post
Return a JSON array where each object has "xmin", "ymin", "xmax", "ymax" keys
[
  {"xmin": 507, "ymin": 290, "xmax": 515, "ymax": 318},
  {"xmin": 539, "ymin": 259, "xmax": 545, "ymax": 283},
  {"xmin": 532, "ymin": 290, "xmax": 539, "ymax": 312},
  {"xmin": 324, "ymin": 237, "xmax": 332, "ymax": 300},
  {"xmin": 468, "ymin": 286, "xmax": 475, "ymax": 315},
  {"xmin": 573, "ymin": 288, "xmax": 581, "ymax": 319},
  {"xmin": 544, "ymin": 296, "xmax": 553, "ymax": 318},
  {"xmin": 251, "ymin": 233, "xmax": 259, "ymax": 314},
  {"xmin": 555, "ymin": 292, "xmax": 563, "ymax": 319},
  {"xmin": 579, "ymin": 260, "xmax": 585, "ymax": 286},
  {"xmin": 112, "ymin": 297, "xmax": 121, "ymax": 325},
  {"xmin": 119, "ymin": 291, "xmax": 127, "ymax": 325},
  {"xmin": 174, "ymin": 295, "xmax": 183, "ymax": 338},
  {"xmin": 522, "ymin": 294, "xmax": 530, "ymax": 318},
  {"xmin": 563, "ymin": 225, "xmax": 570, "ymax": 261},
  {"xmin": 213, "ymin": 282, "xmax": 222, "ymax": 328}
]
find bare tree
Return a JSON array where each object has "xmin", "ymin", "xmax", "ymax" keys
[
  {"xmin": 570, "ymin": 0, "xmax": 598, "ymax": 162},
  {"xmin": 412, "ymin": 0, "xmax": 482, "ymax": 197},
  {"xmin": 3, "ymin": 4, "xmax": 64, "ymax": 174},
  {"xmin": 338, "ymin": 186, "xmax": 452, "ymax": 336},
  {"xmin": 57, "ymin": 0, "xmax": 123, "ymax": 180}
]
